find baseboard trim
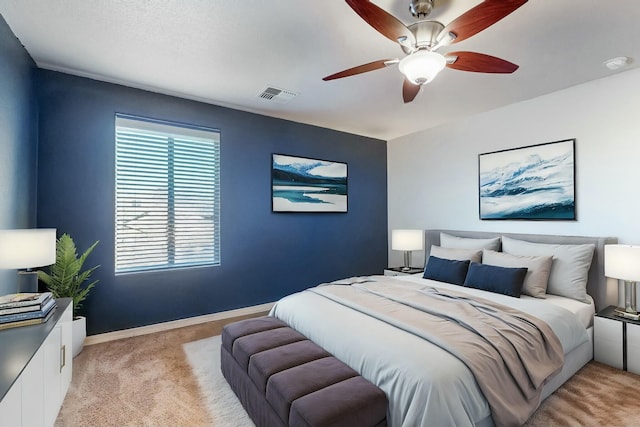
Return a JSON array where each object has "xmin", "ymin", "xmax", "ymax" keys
[{"xmin": 84, "ymin": 302, "xmax": 275, "ymax": 346}]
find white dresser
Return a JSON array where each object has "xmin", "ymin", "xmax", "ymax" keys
[{"xmin": 0, "ymin": 298, "xmax": 73, "ymax": 426}]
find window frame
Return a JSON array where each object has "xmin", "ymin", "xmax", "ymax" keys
[{"xmin": 114, "ymin": 114, "xmax": 221, "ymax": 275}]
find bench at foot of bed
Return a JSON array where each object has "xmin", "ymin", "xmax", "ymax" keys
[{"xmin": 221, "ymin": 316, "xmax": 388, "ymax": 427}]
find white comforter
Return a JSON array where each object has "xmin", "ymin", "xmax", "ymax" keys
[{"xmin": 270, "ymin": 275, "xmax": 590, "ymax": 427}]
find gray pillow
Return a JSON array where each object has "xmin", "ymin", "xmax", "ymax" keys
[
  {"xmin": 482, "ymin": 249, "xmax": 553, "ymax": 298},
  {"xmin": 440, "ymin": 232, "xmax": 501, "ymax": 251},
  {"xmin": 429, "ymin": 245, "xmax": 482, "ymax": 263},
  {"xmin": 501, "ymin": 236, "xmax": 595, "ymax": 303}
]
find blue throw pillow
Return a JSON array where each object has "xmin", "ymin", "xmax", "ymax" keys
[
  {"xmin": 423, "ymin": 256, "xmax": 470, "ymax": 285},
  {"xmin": 463, "ymin": 262, "xmax": 527, "ymax": 297}
]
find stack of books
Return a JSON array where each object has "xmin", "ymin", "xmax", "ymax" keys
[{"xmin": 0, "ymin": 292, "xmax": 57, "ymax": 331}]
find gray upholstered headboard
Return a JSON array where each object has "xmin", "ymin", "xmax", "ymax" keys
[{"xmin": 424, "ymin": 230, "xmax": 618, "ymax": 311}]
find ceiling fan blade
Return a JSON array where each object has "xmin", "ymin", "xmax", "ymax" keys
[
  {"xmin": 323, "ymin": 59, "xmax": 397, "ymax": 81},
  {"xmin": 440, "ymin": 0, "xmax": 527, "ymax": 45},
  {"xmin": 445, "ymin": 51, "xmax": 518, "ymax": 73},
  {"xmin": 402, "ymin": 79, "xmax": 421, "ymax": 103},
  {"xmin": 346, "ymin": 0, "xmax": 415, "ymax": 46}
]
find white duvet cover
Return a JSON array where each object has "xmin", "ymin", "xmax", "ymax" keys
[{"xmin": 270, "ymin": 275, "xmax": 590, "ymax": 427}]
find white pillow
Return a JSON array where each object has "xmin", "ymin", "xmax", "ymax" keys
[
  {"xmin": 440, "ymin": 232, "xmax": 501, "ymax": 251},
  {"xmin": 430, "ymin": 245, "xmax": 482, "ymax": 263},
  {"xmin": 501, "ymin": 236, "xmax": 595, "ymax": 303},
  {"xmin": 482, "ymin": 249, "xmax": 553, "ymax": 298}
]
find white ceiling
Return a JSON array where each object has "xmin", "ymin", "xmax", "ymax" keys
[{"xmin": 1, "ymin": 0, "xmax": 639, "ymax": 140}]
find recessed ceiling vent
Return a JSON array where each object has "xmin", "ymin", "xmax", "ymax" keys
[{"xmin": 257, "ymin": 86, "xmax": 298, "ymax": 104}]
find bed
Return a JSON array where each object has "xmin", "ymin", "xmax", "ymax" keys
[{"xmin": 270, "ymin": 230, "xmax": 617, "ymax": 427}]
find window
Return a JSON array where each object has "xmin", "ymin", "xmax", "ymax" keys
[{"xmin": 115, "ymin": 115, "xmax": 220, "ymax": 273}]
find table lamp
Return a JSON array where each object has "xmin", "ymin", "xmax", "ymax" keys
[
  {"xmin": 0, "ymin": 228, "xmax": 57, "ymax": 293},
  {"xmin": 604, "ymin": 244, "xmax": 640, "ymax": 315},
  {"xmin": 391, "ymin": 229, "xmax": 423, "ymax": 271}
]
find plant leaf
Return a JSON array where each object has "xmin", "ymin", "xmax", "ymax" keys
[{"xmin": 36, "ymin": 233, "xmax": 100, "ymax": 316}]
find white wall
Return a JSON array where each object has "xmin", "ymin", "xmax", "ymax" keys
[{"xmin": 388, "ymin": 67, "xmax": 640, "ymax": 269}]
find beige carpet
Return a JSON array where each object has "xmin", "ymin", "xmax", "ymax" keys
[
  {"xmin": 56, "ymin": 318, "xmax": 640, "ymax": 427},
  {"xmin": 55, "ymin": 313, "xmax": 263, "ymax": 427},
  {"xmin": 523, "ymin": 362, "xmax": 640, "ymax": 427}
]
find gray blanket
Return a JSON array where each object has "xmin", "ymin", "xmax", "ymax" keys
[{"xmin": 310, "ymin": 278, "xmax": 564, "ymax": 427}]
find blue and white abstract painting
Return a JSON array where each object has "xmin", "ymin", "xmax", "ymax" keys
[
  {"xmin": 479, "ymin": 139, "xmax": 575, "ymax": 220},
  {"xmin": 272, "ymin": 154, "xmax": 347, "ymax": 212}
]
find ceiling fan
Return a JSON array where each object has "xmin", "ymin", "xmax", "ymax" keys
[{"xmin": 323, "ymin": 0, "xmax": 528, "ymax": 103}]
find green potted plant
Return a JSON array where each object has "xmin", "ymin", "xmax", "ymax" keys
[{"xmin": 37, "ymin": 233, "xmax": 100, "ymax": 357}]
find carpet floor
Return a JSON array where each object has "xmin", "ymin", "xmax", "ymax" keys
[
  {"xmin": 55, "ymin": 313, "xmax": 265, "ymax": 427},
  {"xmin": 523, "ymin": 361, "xmax": 640, "ymax": 427},
  {"xmin": 56, "ymin": 318, "xmax": 640, "ymax": 427}
]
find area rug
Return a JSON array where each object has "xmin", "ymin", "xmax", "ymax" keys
[
  {"xmin": 183, "ymin": 336, "xmax": 254, "ymax": 427},
  {"xmin": 185, "ymin": 335, "xmax": 640, "ymax": 427}
]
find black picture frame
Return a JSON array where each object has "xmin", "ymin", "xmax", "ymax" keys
[
  {"xmin": 478, "ymin": 139, "xmax": 576, "ymax": 220},
  {"xmin": 271, "ymin": 154, "xmax": 348, "ymax": 213}
]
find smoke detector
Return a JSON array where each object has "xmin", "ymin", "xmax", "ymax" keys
[{"xmin": 603, "ymin": 56, "xmax": 632, "ymax": 71}]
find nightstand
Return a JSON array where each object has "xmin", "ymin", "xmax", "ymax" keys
[
  {"xmin": 594, "ymin": 305, "xmax": 640, "ymax": 374},
  {"xmin": 384, "ymin": 267, "xmax": 424, "ymax": 276}
]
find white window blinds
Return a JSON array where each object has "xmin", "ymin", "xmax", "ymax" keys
[{"xmin": 115, "ymin": 115, "xmax": 220, "ymax": 273}]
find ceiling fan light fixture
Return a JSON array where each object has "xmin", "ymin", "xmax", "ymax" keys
[{"xmin": 398, "ymin": 50, "xmax": 446, "ymax": 85}]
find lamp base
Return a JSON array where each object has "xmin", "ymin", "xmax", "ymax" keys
[
  {"xmin": 402, "ymin": 251, "xmax": 413, "ymax": 271},
  {"xmin": 17, "ymin": 270, "xmax": 39, "ymax": 293},
  {"xmin": 623, "ymin": 280, "xmax": 637, "ymax": 314},
  {"xmin": 614, "ymin": 307, "xmax": 640, "ymax": 321}
]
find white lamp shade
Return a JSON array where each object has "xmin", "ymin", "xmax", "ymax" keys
[
  {"xmin": 0, "ymin": 229, "xmax": 57, "ymax": 269},
  {"xmin": 391, "ymin": 229, "xmax": 424, "ymax": 251},
  {"xmin": 605, "ymin": 244, "xmax": 640, "ymax": 281},
  {"xmin": 398, "ymin": 50, "xmax": 446, "ymax": 85}
]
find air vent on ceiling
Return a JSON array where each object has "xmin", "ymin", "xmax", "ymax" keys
[{"xmin": 257, "ymin": 86, "xmax": 298, "ymax": 104}]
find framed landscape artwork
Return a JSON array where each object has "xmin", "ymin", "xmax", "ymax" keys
[
  {"xmin": 272, "ymin": 154, "xmax": 348, "ymax": 212},
  {"xmin": 478, "ymin": 139, "xmax": 576, "ymax": 220}
]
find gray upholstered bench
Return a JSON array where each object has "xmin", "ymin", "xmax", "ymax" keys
[{"xmin": 221, "ymin": 316, "xmax": 388, "ymax": 427}]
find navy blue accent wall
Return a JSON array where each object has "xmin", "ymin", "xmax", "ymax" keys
[
  {"xmin": 36, "ymin": 70, "xmax": 387, "ymax": 335},
  {"xmin": 0, "ymin": 16, "xmax": 38, "ymax": 294}
]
